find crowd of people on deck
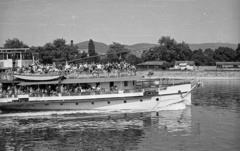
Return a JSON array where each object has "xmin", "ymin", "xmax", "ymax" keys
[
  {"xmin": 11, "ymin": 60, "xmax": 137, "ymax": 76},
  {"xmin": 0, "ymin": 82, "xmax": 120, "ymax": 98},
  {"xmin": 0, "ymin": 60, "xmax": 136, "ymax": 98}
]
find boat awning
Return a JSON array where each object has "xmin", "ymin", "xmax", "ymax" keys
[
  {"xmin": 15, "ymin": 75, "xmax": 59, "ymax": 81},
  {"xmin": 18, "ymin": 80, "xmax": 59, "ymax": 86},
  {"xmin": 61, "ymin": 76, "xmax": 142, "ymax": 84}
]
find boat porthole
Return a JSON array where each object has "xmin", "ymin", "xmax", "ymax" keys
[
  {"xmin": 124, "ymin": 100, "xmax": 127, "ymax": 103},
  {"xmin": 140, "ymin": 99, "xmax": 143, "ymax": 102},
  {"xmin": 156, "ymin": 98, "xmax": 159, "ymax": 101},
  {"xmin": 91, "ymin": 102, "xmax": 94, "ymax": 105},
  {"xmin": 60, "ymin": 103, "xmax": 64, "ymax": 105},
  {"xmin": 108, "ymin": 101, "xmax": 110, "ymax": 104},
  {"xmin": 76, "ymin": 103, "xmax": 78, "ymax": 105}
]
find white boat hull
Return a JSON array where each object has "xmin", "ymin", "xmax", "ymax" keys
[{"xmin": 0, "ymin": 84, "xmax": 192, "ymax": 111}]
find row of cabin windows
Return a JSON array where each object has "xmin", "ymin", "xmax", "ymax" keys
[
  {"xmin": 109, "ymin": 81, "xmax": 135, "ymax": 87},
  {"xmin": 0, "ymin": 53, "xmax": 35, "ymax": 60}
]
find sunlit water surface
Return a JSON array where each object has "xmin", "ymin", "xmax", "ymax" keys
[{"xmin": 0, "ymin": 79, "xmax": 240, "ymax": 151}]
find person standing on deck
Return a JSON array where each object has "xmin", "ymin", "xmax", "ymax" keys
[
  {"xmin": 47, "ymin": 86, "xmax": 51, "ymax": 96},
  {"xmin": 60, "ymin": 85, "xmax": 64, "ymax": 93}
]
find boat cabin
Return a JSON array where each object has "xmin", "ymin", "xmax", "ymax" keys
[
  {"xmin": 0, "ymin": 48, "xmax": 38, "ymax": 69},
  {"xmin": 4, "ymin": 74, "xmax": 189, "ymax": 97}
]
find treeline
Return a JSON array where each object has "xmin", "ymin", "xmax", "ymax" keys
[
  {"xmin": 141, "ymin": 36, "xmax": 240, "ymax": 66},
  {"xmin": 2, "ymin": 37, "xmax": 240, "ymax": 66}
]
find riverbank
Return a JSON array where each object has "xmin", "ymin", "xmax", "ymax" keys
[{"xmin": 138, "ymin": 70, "xmax": 240, "ymax": 80}]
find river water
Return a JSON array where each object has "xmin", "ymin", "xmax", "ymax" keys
[{"xmin": 0, "ymin": 80, "xmax": 240, "ymax": 151}]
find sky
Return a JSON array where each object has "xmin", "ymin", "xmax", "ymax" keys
[{"xmin": 0, "ymin": 0, "xmax": 239, "ymax": 47}]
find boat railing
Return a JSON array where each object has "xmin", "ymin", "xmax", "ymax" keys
[
  {"xmin": 0, "ymin": 89, "xmax": 144, "ymax": 99},
  {"xmin": 0, "ymin": 69, "xmax": 137, "ymax": 80}
]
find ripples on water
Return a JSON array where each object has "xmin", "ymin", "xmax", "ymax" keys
[{"xmin": 0, "ymin": 79, "xmax": 240, "ymax": 151}]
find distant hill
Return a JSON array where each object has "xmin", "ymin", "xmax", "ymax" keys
[
  {"xmin": 189, "ymin": 43, "xmax": 238, "ymax": 51},
  {"xmin": 124, "ymin": 43, "xmax": 158, "ymax": 50},
  {"xmin": 75, "ymin": 41, "xmax": 238, "ymax": 56}
]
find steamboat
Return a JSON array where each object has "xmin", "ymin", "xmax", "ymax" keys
[{"xmin": 0, "ymin": 48, "xmax": 202, "ymax": 112}]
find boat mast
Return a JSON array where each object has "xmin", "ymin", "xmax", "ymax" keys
[
  {"xmin": 12, "ymin": 53, "xmax": 15, "ymax": 95},
  {"xmin": 58, "ymin": 71, "xmax": 61, "ymax": 93}
]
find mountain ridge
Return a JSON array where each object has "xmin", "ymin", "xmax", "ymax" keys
[{"xmin": 75, "ymin": 41, "xmax": 238, "ymax": 54}]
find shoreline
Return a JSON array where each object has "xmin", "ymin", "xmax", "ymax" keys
[{"xmin": 138, "ymin": 71, "xmax": 240, "ymax": 80}]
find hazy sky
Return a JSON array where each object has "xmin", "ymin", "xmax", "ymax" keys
[{"xmin": 0, "ymin": 0, "xmax": 239, "ymax": 46}]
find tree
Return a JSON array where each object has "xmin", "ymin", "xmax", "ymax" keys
[
  {"xmin": 158, "ymin": 36, "xmax": 177, "ymax": 49},
  {"xmin": 141, "ymin": 46, "xmax": 175, "ymax": 62},
  {"xmin": 191, "ymin": 49, "xmax": 208, "ymax": 66},
  {"xmin": 87, "ymin": 39, "xmax": 99, "ymax": 62},
  {"xmin": 175, "ymin": 42, "xmax": 193, "ymax": 61},
  {"xmin": 107, "ymin": 42, "xmax": 130, "ymax": 62},
  {"xmin": 142, "ymin": 37, "xmax": 192, "ymax": 63},
  {"xmin": 204, "ymin": 48, "xmax": 215, "ymax": 65},
  {"xmin": 236, "ymin": 43, "xmax": 240, "ymax": 61},
  {"xmin": 214, "ymin": 47, "xmax": 237, "ymax": 62},
  {"xmin": 88, "ymin": 39, "xmax": 96, "ymax": 56},
  {"xmin": 4, "ymin": 38, "xmax": 29, "ymax": 48},
  {"xmin": 53, "ymin": 38, "xmax": 66, "ymax": 48},
  {"xmin": 29, "ymin": 38, "xmax": 79, "ymax": 64},
  {"xmin": 205, "ymin": 56, "xmax": 216, "ymax": 66},
  {"xmin": 125, "ymin": 54, "xmax": 142, "ymax": 65},
  {"xmin": 204, "ymin": 48, "xmax": 214, "ymax": 57}
]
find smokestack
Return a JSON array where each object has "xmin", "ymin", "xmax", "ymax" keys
[{"xmin": 71, "ymin": 40, "xmax": 73, "ymax": 45}]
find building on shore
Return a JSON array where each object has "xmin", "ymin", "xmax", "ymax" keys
[
  {"xmin": 137, "ymin": 61, "xmax": 166, "ymax": 70},
  {"xmin": 216, "ymin": 62, "xmax": 240, "ymax": 70},
  {"xmin": 175, "ymin": 61, "xmax": 195, "ymax": 66},
  {"xmin": 170, "ymin": 61, "xmax": 195, "ymax": 71}
]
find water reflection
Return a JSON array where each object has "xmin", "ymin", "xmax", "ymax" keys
[
  {"xmin": 1, "ymin": 79, "xmax": 240, "ymax": 151},
  {"xmin": 0, "ymin": 108, "xmax": 191, "ymax": 151}
]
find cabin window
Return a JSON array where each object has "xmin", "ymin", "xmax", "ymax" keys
[
  {"xmin": 124, "ymin": 81, "xmax": 128, "ymax": 87},
  {"xmin": 0, "ymin": 53, "xmax": 7, "ymax": 60},
  {"xmin": 133, "ymin": 81, "xmax": 135, "ymax": 85},
  {"xmin": 4, "ymin": 53, "xmax": 7, "ymax": 60},
  {"xmin": 7, "ymin": 53, "xmax": 21, "ymax": 60},
  {"xmin": 15, "ymin": 53, "xmax": 20, "ymax": 60},
  {"xmin": 22, "ymin": 53, "xmax": 33, "ymax": 60},
  {"xmin": 96, "ymin": 82, "xmax": 100, "ymax": 87},
  {"xmin": 8, "ymin": 54, "xmax": 12, "ymax": 59},
  {"xmin": 110, "ymin": 82, "xmax": 114, "ymax": 88},
  {"xmin": 0, "ymin": 53, "xmax": 4, "ymax": 60}
]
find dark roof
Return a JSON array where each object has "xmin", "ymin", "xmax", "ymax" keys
[
  {"xmin": 175, "ymin": 61, "xmax": 195, "ymax": 66},
  {"xmin": 216, "ymin": 62, "xmax": 240, "ymax": 65},
  {"xmin": 137, "ymin": 61, "xmax": 165, "ymax": 66}
]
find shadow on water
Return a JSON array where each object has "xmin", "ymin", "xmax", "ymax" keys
[{"xmin": 0, "ymin": 108, "xmax": 191, "ymax": 151}]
